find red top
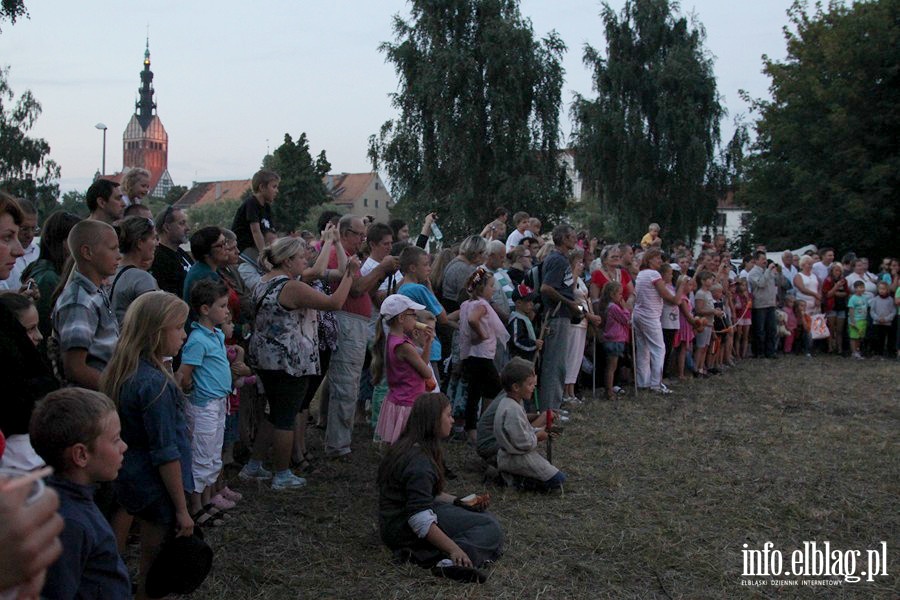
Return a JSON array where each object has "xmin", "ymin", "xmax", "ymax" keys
[
  {"xmin": 328, "ymin": 246, "xmax": 372, "ymax": 317},
  {"xmin": 591, "ymin": 268, "xmax": 632, "ymax": 300}
]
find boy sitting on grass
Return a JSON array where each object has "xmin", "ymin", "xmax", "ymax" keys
[
  {"xmin": 493, "ymin": 358, "xmax": 565, "ymax": 491},
  {"xmin": 30, "ymin": 388, "xmax": 131, "ymax": 599}
]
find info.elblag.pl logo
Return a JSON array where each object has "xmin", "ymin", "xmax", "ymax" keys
[{"xmin": 740, "ymin": 541, "xmax": 889, "ymax": 587}]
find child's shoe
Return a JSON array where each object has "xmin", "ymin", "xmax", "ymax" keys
[
  {"xmin": 238, "ymin": 461, "xmax": 272, "ymax": 481},
  {"xmin": 271, "ymin": 470, "xmax": 307, "ymax": 490},
  {"xmin": 210, "ymin": 493, "xmax": 236, "ymax": 510},
  {"xmin": 220, "ymin": 486, "xmax": 243, "ymax": 502}
]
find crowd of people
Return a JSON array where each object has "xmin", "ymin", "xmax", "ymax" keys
[{"xmin": 1, "ymin": 170, "xmax": 898, "ymax": 595}]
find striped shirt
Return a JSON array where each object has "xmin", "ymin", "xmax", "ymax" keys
[{"xmin": 52, "ymin": 270, "xmax": 119, "ymax": 373}]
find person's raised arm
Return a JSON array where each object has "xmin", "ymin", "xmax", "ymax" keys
[
  {"xmin": 653, "ymin": 278, "xmax": 684, "ymax": 305},
  {"xmin": 416, "ymin": 213, "xmax": 436, "ymax": 249},
  {"xmin": 284, "ymin": 258, "xmax": 360, "ymax": 311},
  {"xmin": 352, "ymin": 254, "xmax": 398, "ymax": 297},
  {"xmin": 304, "ymin": 224, "xmax": 338, "ymax": 280}
]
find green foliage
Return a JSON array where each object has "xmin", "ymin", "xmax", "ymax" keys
[
  {"xmin": 58, "ymin": 190, "xmax": 88, "ymax": 218},
  {"xmin": 739, "ymin": 0, "xmax": 899, "ymax": 259},
  {"xmin": 264, "ymin": 133, "xmax": 330, "ymax": 232},
  {"xmin": 299, "ymin": 203, "xmax": 347, "ymax": 236},
  {"xmin": 0, "ymin": 66, "xmax": 60, "ymax": 217},
  {"xmin": 572, "ymin": 0, "xmax": 723, "ymax": 244},
  {"xmin": 186, "ymin": 198, "xmax": 241, "ymax": 232},
  {"xmin": 161, "ymin": 185, "xmax": 188, "ymax": 206},
  {"xmin": 0, "ymin": 0, "xmax": 28, "ymax": 32},
  {"xmin": 369, "ymin": 0, "xmax": 571, "ymax": 241}
]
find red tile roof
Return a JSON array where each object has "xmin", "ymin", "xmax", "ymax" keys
[{"xmin": 174, "ymin": 179, "xmax": 251, "ymax": 209}]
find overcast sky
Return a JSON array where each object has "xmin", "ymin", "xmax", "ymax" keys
[{"xmin": 0, "ymin": 0, "xmax": 792, "ymax": 193}]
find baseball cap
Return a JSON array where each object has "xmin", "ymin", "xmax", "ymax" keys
[{"xmin": 380, "ymin": 294, "xmax": 426, "ymax": 320}]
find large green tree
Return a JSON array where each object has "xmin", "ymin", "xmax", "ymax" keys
[
  {"xmin": 740, "ymin": 0, "xmax": 898, "ymax": 258},
  {"xmin": 262, "ymin": 133, "xmax": 331, "ymax": 232},
  {"xmin": 572, "ymin": 0, "xmax": 723, "ymax": 244},
  {"xmin": 0, "ymin": 66, "xmax": 60, "ymax": 216},
  {"xmin": 369, "ymin": 0, "xmax": 569, "ymax": 240}
]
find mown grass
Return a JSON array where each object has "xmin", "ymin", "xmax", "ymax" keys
[{"xmin": 190, "ymin": 355, "xmax": 899, "ymax": 599}]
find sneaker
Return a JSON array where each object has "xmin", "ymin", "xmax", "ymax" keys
[
  {"xmin": 852, "ymin": 352, "xmax": 864, "ymax": 360},
  {"xmin": 562, "ymin": 396, "xmax": 583, "ymax": 407},
  {"xmin": 651, "ymin": 384, "xmax": 673, "ymax": 395},
  {"xmin": 612, "ymin": 385, "xmax": 626, "ymax": 396},
  {"xmin": 271, "ymin": 471, "xmax": 307, "ymax": 490},
  {"xmin": 238, "ymin": 463, "xmax": 272, "ymax": 481}
]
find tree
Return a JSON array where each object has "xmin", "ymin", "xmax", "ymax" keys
[
  {"xmin": 161, "ymin": 184, "xmax": 188, "ymax": 206},
  {"xmin": 264, "ymin": 133, "xmax": 330, "ymax": 232},
  {"xmin": 1, "ymin": 0, "xmax": 28, "ymax": 32},
  {"xmin": 369, "ymin": 0, "xmax": 570, "ymax": 241},
  {"xmin": 0, "ymin": 66, "xmax": 61, "ymax": 216},
  {"xmin": 572, "ymin": 0, "xmax": 723, "ymax": 244},
  {"xmin": 187, "ymin": 199, "xmax": 241, "ymax": 232},
  {"xmin": 58, "ymin": 190, "xmax": 88, "ymax": 218},
  {"xmin": 739, "ymin": 0, "xmax": 899, "ymax": 258}
]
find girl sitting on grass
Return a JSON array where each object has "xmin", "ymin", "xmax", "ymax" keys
[{"xmin": 377, "ymin": 393, "xmax": 503, "ymax": 583}]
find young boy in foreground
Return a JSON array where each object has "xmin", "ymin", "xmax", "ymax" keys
[{"xmin": 30, "ymin": 387, "xmax": 131, "ymax": 599}]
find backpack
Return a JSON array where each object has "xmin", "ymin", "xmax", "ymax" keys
[{"xmin": 523, "ymin": 261, "xmax": 543, "ymax": 292}]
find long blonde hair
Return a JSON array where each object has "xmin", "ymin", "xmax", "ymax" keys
[{"xmin": 100, "ymin": 291, "xmax": 188, "ymax": 405}]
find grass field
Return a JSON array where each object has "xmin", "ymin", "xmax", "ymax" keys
[{"xmin": 191, "ymin": 355, "xmax": 899, "ymax": 599}]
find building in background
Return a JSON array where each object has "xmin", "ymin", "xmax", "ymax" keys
[
  {"xmin": 323, "ymin": 172, "xmax": 391, "ymax": 223},
  {"xmin": 121, "ymin": 39, "xmax": 174, "ymax": 197}
]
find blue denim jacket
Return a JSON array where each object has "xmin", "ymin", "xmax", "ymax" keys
[{"xmin": 114, "ymin": 359, "xmax": 193, "ymax": 515}]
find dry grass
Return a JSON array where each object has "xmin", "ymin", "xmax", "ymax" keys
[{"xmin": 190, "ymin": 355, "xmax": 899, "ymax": 599}]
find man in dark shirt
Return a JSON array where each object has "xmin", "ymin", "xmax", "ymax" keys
[
  {"xmin": 231, "ymin": 169, "xmax": 279, "ymax": 259},
  {"xmin": 150, "ymin": 205, "xmax": 193, "ymax": 296},
  {"xmin": 538, "ymin": 223, "xmax": 579, "ymax": 411}
]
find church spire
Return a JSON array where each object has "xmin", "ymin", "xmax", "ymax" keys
[{"xmin": 136, "ymin": 36, "xmax": 156, "ymax": 130}]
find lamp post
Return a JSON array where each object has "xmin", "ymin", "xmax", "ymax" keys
[{"xmin": 95, "ymin": 123, "xmax": 107, "ymax": 176}]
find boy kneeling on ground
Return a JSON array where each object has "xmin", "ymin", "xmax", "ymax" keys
[
  {"xmin": 493, "ymin": 358, "xmax": 566, "ymax": 491},
  {"xmin": 30, "ymin": 388, "xmax": 131, "ymax": 599}
]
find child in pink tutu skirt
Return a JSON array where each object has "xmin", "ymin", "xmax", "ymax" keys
[{"xmin": 373, "ymin": 295, "xmax": 436, "ymax": 444}]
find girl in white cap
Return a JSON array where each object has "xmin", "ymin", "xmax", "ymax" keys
[{"xmin": 373, "ymin": 294, "xmax": 436, "ymax": 443}]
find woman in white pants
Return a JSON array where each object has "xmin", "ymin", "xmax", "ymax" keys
[
  {"xmin": 632, "ymin": 249, "xmax": 685, "ymax": 394},
  {"xmin": 564, "ymin": 248, "xmax": 603, "ymax": 403}
]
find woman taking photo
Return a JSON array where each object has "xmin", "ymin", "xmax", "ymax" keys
[
  {"xmin": 239, "ymin": 237, "xmax": 358, "ymax": 490},
  {"xmin": 378, "ymin": 393, "xmax": 503, "ymax": 583}
]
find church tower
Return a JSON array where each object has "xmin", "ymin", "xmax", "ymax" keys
[{"xmin": 122, "ymin": 38, "xmax": 173, "ymax": 197}]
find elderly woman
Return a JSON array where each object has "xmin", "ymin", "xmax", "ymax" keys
[
  {"xmin": 845, "ymin": 257, "xmax": 879, "ymax": 299},
  {"xmin": 632, "ymin": 249, "xmax": 685, "ymax": 394},
  {"xmin": 440, "ymin": 235, "xmax": 487, "ymax": 313},
  {"xmin": 240, "ymin": 237, "xmax": 358, "ymax": 490},
  {"xmin": 793, "ymin": 256, "xmax": 821, "ymax": 314},
  {"xmin": 590, "ymin": 245, "xmax": 635, "ymax": 305}
]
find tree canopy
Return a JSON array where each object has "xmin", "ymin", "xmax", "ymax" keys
[
  {"xmin": 262, "ymin": 133, "xmax": 331, "ymax": 232},
  {"xmin": 739, "ymin": 0, "xmax": 899, "ymax": 259},
  {"xmin": 369, "ymin": 0, "xmax": 570, "ymax": 240},
  {"xmin": 572, "ymin": 0, "xmax": 723, "ymax": 244},
  {"xmin": 0, "ymin": 66, "xmax": 60, "ymax": 217}
]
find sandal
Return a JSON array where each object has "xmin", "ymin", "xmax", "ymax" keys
[
  {"xmin": 202, "ymin": 503, "xmax": 230, "ymax": 522},
  {"xmin": 291, "ymin": 450, "xmax": 314, "ymax": 471},
  {"xmin": 191, "ymin": 508, "xmax": 224, "ymax": 528}
]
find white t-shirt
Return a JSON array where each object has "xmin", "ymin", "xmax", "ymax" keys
[
  {"xmin": 633, "ymin": 269, "xmax": 664, "ymax": 320},
  {"xmin": 845, "ymin": 272, "xmax": 878, "ymax": 300},
  {"xmin": 661, "ymin": 284, "xmax": 680, "ymax": 330},
  {"xmin": 811, "ymin": 261, "xmax": 832, "ymax": 288},
  {"xmin": 361, "ymin": 256, "xmax": 398, "ymax": 293},
  {"xmin": 505, "ymin": 228, "xmax": 534, "ymax": 253}
]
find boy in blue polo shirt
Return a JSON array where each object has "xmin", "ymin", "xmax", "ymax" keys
[{"xmin": 176, "ymin": 279, "xmax": 236, "ymax": 520}]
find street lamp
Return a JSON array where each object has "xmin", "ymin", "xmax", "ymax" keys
[{"xmin": 95, "ymin": 123, "xmax": 107, "ymax": 176}]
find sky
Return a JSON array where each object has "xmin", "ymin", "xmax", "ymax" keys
[{"xmin": 0, "ymin": 0, "xmax": 793, "ymax": 194}]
